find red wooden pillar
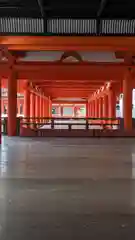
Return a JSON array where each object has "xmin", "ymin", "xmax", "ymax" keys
[
  {"xmin": 44, "ymin": 98, "xmax": 50, "ymax": 119},
  {"xmin": 90, "ymin": 102, "xmax": 93, "ymax": 118},
  {"xmin": 30, "ymin": 92, "xmax": 35, "ymax": 119},
  {"xmin": 91, "ymin": 101, "xmax": 94, "ymax": 118},
  {"xmin": 8, "ymin": 71, "xmax": 17, "ymax": 136},
  {"xmin": 40, "ymin": 96, "xmax": 42, "ymax": 120},
  {"xmin": 43, "ymin": 98, "xmax": 45, "ymax": 118},
  {"xmin": 86, "ymin": 102, "xmax": 88, "ymax": 118},
  {"xmin": 45, "ymin": 98, "xmax": 48, "ymax": 121},
  {"xmin": 95, "ymin": 98, "xmax": 99, "ymax": 118},
  {"xmin": 99, "ymin": 97, "xmax": 103, "ymax": 119},
  {"xmin": 49, "ymin": 97, "xmax": 52, "ymax": 118},
  {"xmin": 44, "ymin": 98, "xmax": 47, "ymax": 118},
  {"xmin": 0, "ymin": 78, "xmax": 1, "ymax": 144},
  {"xmin": 86, "ymin": 103, "xmax": 89, "ymax": 117},
  {"xmin": 24, "ymin": 88, "xmax": 30, "ymax": 118},
  {"xmin": 91, "ymin": 102, "xmax": 94, "ymax": 117},
  {"xmin": 73, "ymin": 106, "xmax": 76, "ymax": 117},
  {"xmin": 123, "ymin": 71, "xmax": 132, "ymax": 130},
  {"xmin": 35, "ymin": 94, "xmax": 40, "ymax": 123},
  {"xmin": 44, "ymin": 98, "xmax": 46, "ymax": 118},
  {"xmin": 88, "ymin": 103, "xmax": 91, "ymax": 118},
  {"xmin": 103, "ymin": 95, "xmax": 108, "ymax": 118},
  {"xmin": 60, "ymin": 106, "xmax": 63, "ymax": 117},
  {"xmin": 35, "ymin": 94, "xmax": 38, "ymax": 119},
  {"xmin": 103, "ymin": 94, "xmax": 109, "ymax": 127},
  {"xmin": 41, "ymin": 96, "xmax": 44, "ymax": 122},
  {"xmin": 108, "ymin": 88, "xmax": 116, "ymax": 118},
  {"xmin": 39, "ymin": 94, "xmax": 42, "ymax": 122}
]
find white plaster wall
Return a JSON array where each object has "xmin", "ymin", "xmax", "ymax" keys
[
  {"xmin": 20, "ymin": 51, "xmax": 124, "ymax": 62},
  {"xmin": 118, "ymin": 90, "xmax": 135, "ymax": 118}
]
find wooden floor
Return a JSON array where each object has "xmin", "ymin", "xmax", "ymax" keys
[{"xmin": 0, "ymin": 136, "xmax": 135, "ymax": 239}]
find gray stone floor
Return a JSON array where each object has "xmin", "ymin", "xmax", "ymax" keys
[{"xmin": 1, "ymin": 136, "xmax": 135, "ymax": 239}]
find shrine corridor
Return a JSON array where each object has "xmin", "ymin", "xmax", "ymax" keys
[{"xmin": 0, "ymin": 136, "xmax": 135, "ymax": 239}]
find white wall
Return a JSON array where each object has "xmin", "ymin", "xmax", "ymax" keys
[
  {"xmin": 117, "ymin": 89, "xmax": 135, "ymax": 118},
  {"xmin": 20, "ymin": 51, "xmax": 124, "ymax": 62}
]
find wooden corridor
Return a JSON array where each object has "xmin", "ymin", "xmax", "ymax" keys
[{"xmin": 1, "ymin": 36, "xmax": 135, "ymax": 142}]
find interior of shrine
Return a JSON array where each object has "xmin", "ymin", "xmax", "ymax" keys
[{"xmin": 1, "ymin": 36, "xmax": 135, "ymax": 140}]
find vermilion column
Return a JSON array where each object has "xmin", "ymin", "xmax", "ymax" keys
[
  {"xmin": 103, "ymin": 95, "xmax": 108, "ymax": 126},
  {"xmin": 30, "ymin": 92, "xmax": 35, "ymax": 119},
  {"xmin": 43, "ymin": 98, "xmax": 45, "ymax": 118},
  {"xmin": 44, "ymin": 98, "xmax": 47, "ymax": 117},
  {"xmin": 99, "ymin": 98, "xmax": 103, "ymax": 119},
  {"xmin": 39, "ymin": 95, "xmax": 42, "ymax": 122},
  {"xmin": 97, "ymin": 99, "xmax": 99, "ymax": 118},
  {"xmin": 35, "ymin": 94, "xmax": 40, "ymax": 122},
  {"xmin": 86, "ymin": 102, "xmax": 88, "ymax": 118},
  {"xmin": 90, "ymin": 103, "xmax": 92, "ymax": 118},
  {"xmin": 0, "ymin": 78, "xmax": 1, "ymax": 144},
  {"xmin": 40, "ymin": 97, "xmax": 42, "ymax": 119},
  {"xmin": 48, "ymin": 97, "xmax": 52, "ymax": 118},
  {"xmin": 91, "ymin": 101, "xmax": 95, "ymax": 118},
  {"xmin": 44, "ymin": 98, "xmax": 46, "ymax": 118},
  {"xmin": 24, "ymin": 88, "xmax": 30, "ymax": 118},
  {"xmin": 88, "ymin": 103, "xmax": 90, "ymax": 117},
  {"xmin": 41, "ymin": 97, "xmax": 44, "ymax": 122},
  {"xmin": 44, "ymin": 98, "xmax": 50, "ymax": 119},
  {"xmin": 60, "ymin": 106, "xmax": 63, "ymax": 117},
  {"xmin": 103, "ymin": 95, "xmax": 108, "ymax": 118},
  {"xmin": 95, "ymin": 98, "xmax": 99, "ymax": 118},
  {"xmin": 74, "ymin": 106, "xmax": 76, "ymax": 117},
  {"xmin": 88, "ymin": 102, "xmax": 90, "ymax": 117},
  {"xmin": 43, "ymin": 97, "xmax": 44, "ymax": 118},
  {"xmin": 123, "ymin": 71, "xmax": 132, "ymax": 130},
  {"xmin": 44, "ymin": 98, "xmax": 47, "ymax": 118},
  {"xmin": 108, "ymin": 89, "xmax": 116, "ymax": 118},
  {"xmin": 8, "ymin": 71, "xmax": 17, "ymax": 136}
]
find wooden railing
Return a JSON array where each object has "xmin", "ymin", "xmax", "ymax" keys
[
  {"xmin": 3, "ymin": 117, "xmax": 135, "ymax": 137},
  {"xmin": 19, "ymin": 117, "xmax": 121, "ymax": 137},
  {"xmin": 20, "ymin": 117, "xmax": 120, "ymax": 131}
]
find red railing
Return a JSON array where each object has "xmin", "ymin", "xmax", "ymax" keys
[
  {"xmin": 2, "ymin": 117, "xmax": 135, "ymax": 137},
  {"xmin": 19, "ymin": 117, "xmax": 121, "ymax": 137},
  {"xmin": 20, "ymin": 117, "xmax": 120, "ymax": 130}
]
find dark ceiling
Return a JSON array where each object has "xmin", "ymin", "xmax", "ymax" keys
[{"xmin": 0, "ymin": 0, "xmax": 134, "ymax": 18}]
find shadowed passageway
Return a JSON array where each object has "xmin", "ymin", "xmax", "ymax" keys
[{"xmin": 0, "ymin": 137, "xmax": 135, "ymax": 239}]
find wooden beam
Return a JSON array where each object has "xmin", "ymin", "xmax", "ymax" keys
[
  {"xmin": 1, "ymin": 36, "xmax": 135, "ymax": 51},
  {"xmin": 35, "ymin": 79, "xmax": 105, "ymax": 83},
  {"xmin": 14, "ymin": 61, "xmax": 130, "ymax": 67},
  {"xmin": 0, "ymin": 61, "xmax": 130, "ymax": 83},
  {"xmin": 16, "ymin": 67, "xmax": 125, "ymax": 82},
  {"xmin": 50, "ymin": 93, "xmax": 90, "ymax": 98},
  {"xmin": 52, "ymin": 101, "xmax": 86, "ymax": 104},
  {"xmin": 9, "ymin": 62, "xmax": 130, "ymax": 81},
  {"xmin": 36, "ymin": 83, "xmax": 103, "ymax": 87}
]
